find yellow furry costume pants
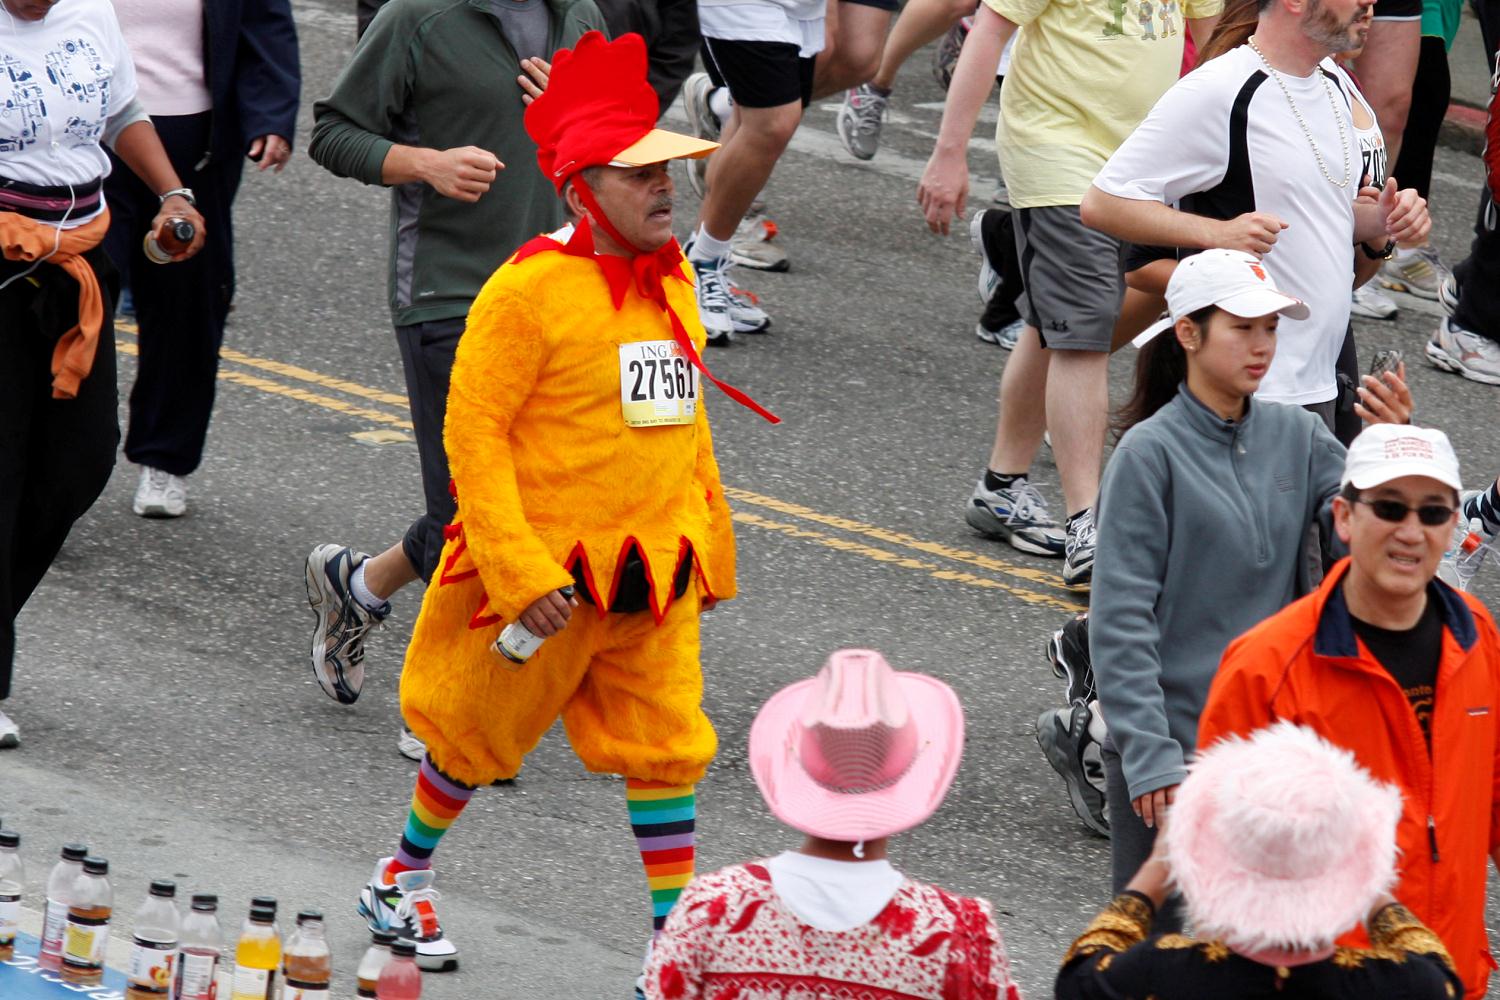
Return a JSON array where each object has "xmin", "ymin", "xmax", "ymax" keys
[{"xmin": 400, "ymin": 586, "xmax": 716, "ymax": 788}]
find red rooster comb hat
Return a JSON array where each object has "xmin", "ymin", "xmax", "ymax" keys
[{"xmin": 525, "ymin": 31, "xmax": 718, "ymax": 193}]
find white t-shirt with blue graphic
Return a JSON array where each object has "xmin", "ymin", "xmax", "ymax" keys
[{"xmin": 0, "ymin": 0, "xmax": 138, "ymax": 204}]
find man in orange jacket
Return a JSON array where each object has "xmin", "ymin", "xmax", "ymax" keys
[{"xmin": 1198, "ymin": 423, "xmax": 1500, "ymax": 999}]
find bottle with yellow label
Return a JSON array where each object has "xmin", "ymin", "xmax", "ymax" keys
[
  {"xmin": 231, "ymin": 903, "xmax": 282, "ymax": 1000},
  {"xmin": 62, "ymin": 857, "xmax": 112, "ymax": 985}
]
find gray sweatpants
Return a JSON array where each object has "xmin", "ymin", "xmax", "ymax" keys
[{"xmin": 1102, "ymin": 739, "xmax": 1184, "ymax": 933}]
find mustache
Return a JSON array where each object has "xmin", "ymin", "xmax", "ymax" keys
[{"xmin": 649, "ymin": 196, "xmax": 673, "ymax": 213}]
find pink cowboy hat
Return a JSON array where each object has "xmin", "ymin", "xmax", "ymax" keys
[
  {"xmin": 1165, "ymin": 721, "xmax": 1402, "ymax": 953},
  {"xmin": 749, "ymin": 649, "xmax": 965, "ymax": 841}
]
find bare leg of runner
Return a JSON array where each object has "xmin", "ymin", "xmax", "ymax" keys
[{"xmin": 814, "ymin": 2, "xmax": 895, "ymax": 98}]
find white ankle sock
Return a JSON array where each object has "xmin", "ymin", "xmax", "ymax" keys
[
  {"xmin": 708, "ymin": 87, "xmax": 733, "ymax": 124},
  {"xmin": 688, "ymin": 225, "xmax": 733, "ymax": 262},
  {"xmin": 350, "ymin": 562, "xmax": 387, "ymax": 612}
]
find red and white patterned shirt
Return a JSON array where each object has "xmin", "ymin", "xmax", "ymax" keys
[{"xmin": 645, "ymin": 861, "xmax": 1023, "ymax": 1000}]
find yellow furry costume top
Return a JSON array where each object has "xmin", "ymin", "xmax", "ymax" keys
[{"xmin": 398, "ymin": 225, "xmax": 740, "ymax": 787}]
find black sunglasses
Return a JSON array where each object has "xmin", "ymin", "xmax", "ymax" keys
[{"xmin": 1353, "ymin": 497, "xmax": 1457, "ymax": 527}]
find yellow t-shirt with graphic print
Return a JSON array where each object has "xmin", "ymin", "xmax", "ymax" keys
[{"xmin": 983, "ymin": 0, "xmax": 1222, "ymax": 208}]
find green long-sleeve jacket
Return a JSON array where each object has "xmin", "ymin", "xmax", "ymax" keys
[{"xmin": 310, "ymin": 0, "xmax": 606, "ymax": 327}]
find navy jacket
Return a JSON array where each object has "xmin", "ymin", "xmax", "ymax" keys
[{"xmin": 201, "ymin": 0, "xmax": 301, "ymax": 165}]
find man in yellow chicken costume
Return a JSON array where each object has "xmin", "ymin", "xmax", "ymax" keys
[{"xmin": 352, "ymin": 30, "xmax": 779, "ymax": 980}]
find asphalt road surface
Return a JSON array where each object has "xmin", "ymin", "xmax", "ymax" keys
[{"xmin": 5, "ymin": 3, "xmax": 1500, "ymax": 997}]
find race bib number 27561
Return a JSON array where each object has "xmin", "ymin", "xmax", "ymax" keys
[{"xmin": 619, "ymin": 340, "xmax": 699, "ymax": 427}]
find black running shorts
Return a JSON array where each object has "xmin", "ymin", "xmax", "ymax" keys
[
  {"xmin": 842, "ymin": 0, "xmax": 899, "ymax": 11},
  {"xmin": 1372, "ymin": 0, "xmax": 1421, "ymax": 21},
  {"xmin": 701, "ymin": 37, "xmax": 817, "ymax": 108}
]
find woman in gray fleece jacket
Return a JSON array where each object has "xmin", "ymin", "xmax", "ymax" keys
[{"xmin": 1088, "ymin": 250, "xmax": 1412, "ymax": 928}]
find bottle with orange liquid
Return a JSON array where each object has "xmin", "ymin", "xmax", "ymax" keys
[
  {"xmin": 283, "ymin": 909, "xmax": 332, "ymax": 998},
  {"xmin": 61, "ymin": 857, "xmax": 113, "ymax": 985},
  {"xmin": 231, "ymin": 902, "xmax": 282, "ymax": 1000}
]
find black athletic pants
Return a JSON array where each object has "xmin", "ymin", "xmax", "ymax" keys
[
  {"xmin": 1392, "ymin": 36, "xmax": 1451, "ymax": 202},
  {"xmin": 104, "ymin": 111, "xmax": 241, "ymax": 478},
  {"xmin": 0, "ymin": 248, "xmax": 120, "ymax": 702},
  {"xmin": 395, "ymin": 317, "xmax": 463, "ymax": 583}
]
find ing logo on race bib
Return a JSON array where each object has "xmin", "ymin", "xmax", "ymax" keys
[{"xmin": 619, "ymin": 340, "xmax": 699, "ymax": 427}]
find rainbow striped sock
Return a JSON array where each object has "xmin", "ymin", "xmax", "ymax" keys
[
  {"xmin": 626, "ymin": 779, "xmax": 696, "ymax": 933},
  {"xmin": 386, "ymin": 755, "xmax": 476, "ymax": 883}
]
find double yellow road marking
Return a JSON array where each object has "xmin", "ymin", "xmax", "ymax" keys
[{"xmin": 114, "ymin": 322, "xmax": 1085, "ymax": 613}]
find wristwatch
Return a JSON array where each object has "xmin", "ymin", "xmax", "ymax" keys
[
  {"xmin": 158, "ymin": 187, "xmax": 196, "ymax": 207},
  {"xmin": 1361, "ymin": 238, "xmax": 1397, "ymax": 261}
]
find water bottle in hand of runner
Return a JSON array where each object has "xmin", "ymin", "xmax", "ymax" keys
[
  {"xmin": 143, "ymin": 218, "xmax": 196, "ymax": 264},
  {"xmin": 493, "ymin": 585, "xmax": 576, "ymax": 666}
]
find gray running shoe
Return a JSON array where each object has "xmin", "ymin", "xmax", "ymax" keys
[
  {"xmin": 680, "ymin": 73, "xmax": 720, "ymax": 198},
  {"xmin": 730, "ymin": 212, "xmax": 789, "ymax": 272},
  {"xmin": 932, "ymin": 16, "xmax": 970, "ymax": 90},
  {"xmin": 1438, "ymin": 492, "xmax": 1494, "ymax": 591},
  {"xmin": 1379, "ymin": 246, "xmax": 1448, "ymax": 300},
  {"xmin": 0, "ymin": 708, "xmax": 17, "ymax": 749},
  {"xmin": 965, "ymin": 477, "xmax": 1066, "ymax": 556},
  {"xmin": 305, "ymin": 544, "xmax": 388, "ymax": 704},
  {"xmin": 1427, "ymin": 317, "xmax": 1500, "ymax": 386},
  {"xmin": 836, "ymin": 84, "xmax": 888, "ymax": 161},
  {"xmin": 1063, "ymin": 508, "xmax": 1096, "ymax": 587},
  {"xmin": 1036, "ymin": 701, "xmax": 1109, "ymax": 837}
]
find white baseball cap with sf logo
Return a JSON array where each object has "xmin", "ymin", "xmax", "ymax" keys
[
  {"xmin": 1133, "ymin": 248, "xmax": 1311, "ymax": 348},
  {"xmin": 1342, "ymin": 423, "xmax": 1463, "ymax": 492}
]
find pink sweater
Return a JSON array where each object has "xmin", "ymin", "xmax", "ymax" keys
[
  {"xmin": 646, "ymin": 862, "xmax": 1023, "ymax": 1000},
  {"xmin": 112, "ymin": 0, "xmax": 211, "ymax": 116}
]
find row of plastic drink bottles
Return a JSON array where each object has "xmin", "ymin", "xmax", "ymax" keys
[{"xmin": 0, "ymin": 828, "xmax": 424, "ymax": 998}]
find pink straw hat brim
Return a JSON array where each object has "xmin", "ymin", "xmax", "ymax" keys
[{"xmin": 749, "ymin": 672, "xmax": 965, "ymax": 841}]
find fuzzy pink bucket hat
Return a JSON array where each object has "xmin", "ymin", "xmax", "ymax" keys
[
  {"xmin": 749, "ymin": 649, "xmax": 964, "ymax": 841},
  {"xmin": 1165, "ymin": 721, "xmax": 1402, "ymax": 953}
]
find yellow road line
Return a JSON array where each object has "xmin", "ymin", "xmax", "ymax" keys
[
  {"xmin": 115, "ymin": 339, "xmax": 415, "ymax": 429},
  {"xmin": 724, "ymin": 487, "xmax": 1075, "ymax": 594},
  {"xmin": 116, "ymin": 320, "xmax": 410, "ymax": 408},
  {"xmin": 114, "ymin": 330, "xmax": 1077, "ymax": 606},
  {"xmin": 732, "ymin": 511, "xmax": 1088, "ymax": 613}
]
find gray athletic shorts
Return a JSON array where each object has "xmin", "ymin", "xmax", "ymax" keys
[{"xmin": 1013, "ymin": 205, "xmax": 1125, "ymax": 352}]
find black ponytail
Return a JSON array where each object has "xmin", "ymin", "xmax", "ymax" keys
[{"xmin": 1113, "ymin": 306, "xmax": 1217, "ymax": 438}]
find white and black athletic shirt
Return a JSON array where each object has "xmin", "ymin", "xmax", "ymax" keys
[{"xmin": 1095, "ymin": 46, "xmax": 1366, "ymax": 406}]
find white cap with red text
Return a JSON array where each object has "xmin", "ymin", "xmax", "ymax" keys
[
  {"xmin": 1342, "ymin": 424, "xmax": 1463, "ymax": 492},
  {"xmin": 1132, "ymin": 249, "xmax": 1311, "ymax": 348}
]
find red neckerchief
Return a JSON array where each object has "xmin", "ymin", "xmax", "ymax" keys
[{"xmin": 511, "ymin": 183, "xmax": 779, "ymax": 424}]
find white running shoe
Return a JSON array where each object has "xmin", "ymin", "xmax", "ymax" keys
[
  {"xmin": 690, "ymin": 255, "xmax": 737, "ymax": 345},
  {"xmin": 836, "ymin": 84, "xmax": 888, "ymax": 161},
  {"xmin": 1427, "ymin": 317, "xmax": 1500, "ymax": 386},
  {"xmin": 0, "ymin": 709, "xmax": 17, "ymax": 748},
  {"xmin": 397, "ymin": 727, "xmax": 427, "ymax": 761},
  {"xmin": 1438, "ymin": 272, "xmax": 1460, "ymax": 316},
  {"xmin": 970, "ymin": 210, "xmax": 1000, "ymax": 303},
  {"xmin": 1350, "ymin": 284, "xmax": 1398, "ymax": 320},
  {"xmin": 680, "ymin": 73, "xmax": 720, "ymax": 199},
  {"xmin": 305, "ymin": 544, "xmax": 388, "ymax": 704},
  {"xmin": 358, "ymin": 859, "xmax": 459, "ymax": 972},
  {"xmin": 1063, "ymin": 508, "xmax": 1097, "ymax": 588},
  {"xmin": 133, "ymin": 467, "xmax": 187, "ymax": 518},
  {"xmin": 976, "ymin": 317, "xmax": 1024, "ymax": 350},
  {"xmin": 1379, "ymin": 246, "xmax": 1448, "ymax": 300}
]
